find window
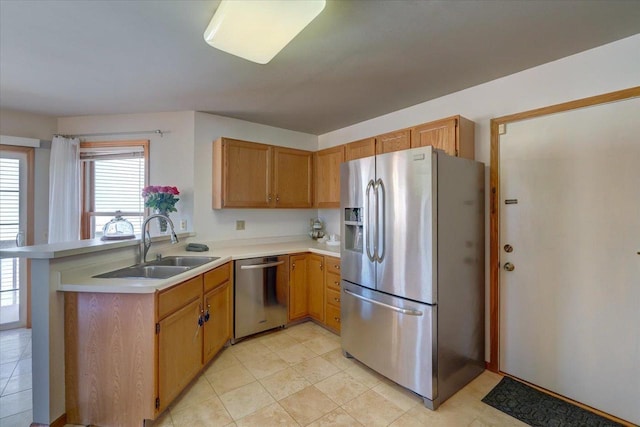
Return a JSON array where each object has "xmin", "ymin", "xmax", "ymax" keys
[{"xmin": 80, "ymin": 140, "xmax": 149, "ymax": 239}]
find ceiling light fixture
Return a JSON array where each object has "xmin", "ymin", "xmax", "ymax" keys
[{"xmin": 203, "ymin": 0, "xmax": 326, "ymax": 64}]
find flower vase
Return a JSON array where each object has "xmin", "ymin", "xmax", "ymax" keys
[{"xmin": 154, "ymin": 210, "xmax": 169, "ymax": 233}]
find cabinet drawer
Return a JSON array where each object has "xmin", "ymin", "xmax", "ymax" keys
[
  {"xmin": 326, "ymin": 287, "xmax": 341, "ymax": 308},
  {"xmin": 325, "ymin": 304, "xmax": 341, "ymax": 332},
  {"xmin": 326, "ymin": 272, "xmax": 341, "ymax": 291},
  {"xmin": 326, "ymin": 257, "xmax": 341, "ymax": 275},
  {"xmin": 158, "ymin": 275, "xmax": 203, "ymax": 320},
  {"xmin": 204, "ymin": 262, "xmax": 230, "ymax": 293}
]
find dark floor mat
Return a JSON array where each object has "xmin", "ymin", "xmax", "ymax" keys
[{"xmin": 482, "ymin": 376, "xmax": 624, "ymax": 427}]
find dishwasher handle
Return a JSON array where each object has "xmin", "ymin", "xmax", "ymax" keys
[
  {"xmin": 240, "ymin": 260, "xmax": 285, "ymax": 270},
  {"xmin": 344, "ymin": 289, "xmax": 423, "ymax": 316}
]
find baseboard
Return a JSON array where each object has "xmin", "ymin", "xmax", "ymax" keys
[{"xmin": 30, "ymin": 412, "xmax": 67, "ymax": 427}]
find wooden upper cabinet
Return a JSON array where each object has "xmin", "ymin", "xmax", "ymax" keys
[
  {"xmin": 314, "ymin": 145, "xmax": 344, "ymax": 208},
  {"xmin": 345, "ymin": 137, "xmax": 376, "ymax": 161},
  {"xmin": 273, "ymin": 147, "xmax": 313, "ymax": 208},
  {"xmin": 213, "ymin": 138, "xmax": 271, "ymax": 208},
  {"xmin": 411, "ymin": 115, "xmax": 475, "ymax": 159},
  {"xmin": 376, "ymin": 129, "xmax": 411, "ymax": 154},
  {"xmin": 213, "ymin": 138, "xmax": 313, "ymax": 209}
]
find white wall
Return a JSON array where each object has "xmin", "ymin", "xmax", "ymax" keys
[
  {"xmin": 317, "ymin": 34, "xmax": 640, "ymax": 359},
  {"xmin": 58, "ymin": 111, "xmax": 197, "ymax": 235},
  {"xmin": 58, "ymin": 111, "xmax": 320, "ymax": 242},
  {"xmin": 0, "ymin": 109, "xmax": 57, "ymax": 244},
  {"xmin": 193, "ymin": 112, "xmax": 319, "ymax": 242}
]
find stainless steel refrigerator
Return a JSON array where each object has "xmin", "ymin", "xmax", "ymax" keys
[{"xmin": 340, "ymin": 146, "xmax": 485, "ymax": 409}]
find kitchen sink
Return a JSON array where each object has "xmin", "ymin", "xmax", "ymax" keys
[
  {"xmin": 153, "ymin": 256, "xmax": 219, "ymax": 267},
  {"xmin": 94, "ymin": 256, "xmax": 220, "ymax": 279}
]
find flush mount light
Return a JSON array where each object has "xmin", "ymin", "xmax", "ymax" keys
[{"xmin": 203, "ymin": 0, "xmax": 326, "ymax": 64}]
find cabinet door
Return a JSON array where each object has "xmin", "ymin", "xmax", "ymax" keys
[
  {"xmin": 345, "ymin": 138, "xmax": 376, "ymax": 161},
  {"xmin": 272, "ymin": 147, "xmax": 313, "ymax": 208},
  {"xmin": 289, "ymin": 254, "xmax": 308, "ymax": 320},
  {"xmin": 217, "ymin": 138, "xmax": 271, "ymax": 208},
  {"xmin": 307, "ymin": 254, "xmax": 324, "ymax": 322},
  {"xmin": 158, "ymin": 298, "xmax": 203, "ymax": 412},
  {"xmin": 376, "ymin": 129, "xmax": 411, "ymax": 154},
  {"xmin": 315, "ymin": 145, "xmax": 344, "ymax": 208},
  {"xmin": 324, "ymin": 256, "xmax": 341, "ymax": 333},
  {"xmin": 411, "ymin": 117, "xmax": 458, "ymax": 156},
  {"xmin": 203, "ymin": 281, "xmax": 231, "ymax": 364}
]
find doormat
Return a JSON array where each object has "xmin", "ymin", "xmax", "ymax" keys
[{"xmin": 481, "ymin": 377, "xmax": 623, "ymax": 427}]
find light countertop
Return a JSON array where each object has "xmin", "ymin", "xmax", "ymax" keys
[{"xmin": 59, "ymin": 239, "xmax": 341, "ymax": 294}]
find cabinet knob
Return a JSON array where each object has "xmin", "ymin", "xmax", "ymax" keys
[
  {"xmin": 320, "ymin": 263, "xmax": 323, "ymax": 270},
  {"xmin": 334, "ymin": 265, "xmax": 340, "ymax": 270},
  {"xmin": 276, "ymin": 195, "xmax": 280, "ymax": 202},
  {"xmin": 292, "ymin": 263, "xmax": 295, "ymax": 270},
  {"xmin": 334, "ymin": 297, "xmax": 340, "ymax": 302},
  {"xmin": 334, "ymin": 281, "xmax": 340, "ymax": 287},
  {"xmin": 268, "ymin": 194, "xmax": 272, "ymax": 202},
  {"xmin": 334, "ymin": 317, "xmax": 340, "ymax": 323}
]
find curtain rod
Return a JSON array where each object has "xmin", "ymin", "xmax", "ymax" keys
[{"xmin": 54, "ymin": 129, "xmax": 168, "ymax": 139}]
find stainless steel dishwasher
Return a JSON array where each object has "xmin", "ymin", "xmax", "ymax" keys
[{"xmin": 234, "ymin": 255, "xmax": 289, "ymax": 342}]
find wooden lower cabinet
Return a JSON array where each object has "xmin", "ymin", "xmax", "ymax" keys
[
  {"xmin": 324, "ymin": 257, "xmax": 342, "ymax": 333},
  {"xmin": 65, "ymin": 262, "xmax": 232, "ymax": 427},
  {"xmin": 288, "ymin": 253, "xmax": 341, "ymax": 333},
  {"xmin": 307, "ymin": 254, "xmax": 325, "ymax": 322},
  {"xmin": 203, "ymin": 281, "xmax": 231, "ymax": 363},
  {"xmin": 64, "ymin": 292, "xmax": 156, "ymax": 427},
  {"xmin": 158, "ymin": 298, "xmax": 203, "ymax": 411},
  {"xmin": 289, "ymin": 254, "xmax": 309, "ymax": 320}
]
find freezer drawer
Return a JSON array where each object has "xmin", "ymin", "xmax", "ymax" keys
[{"xmin": 341, "ymin": 282, "xmax": 436, "ymax": 400}]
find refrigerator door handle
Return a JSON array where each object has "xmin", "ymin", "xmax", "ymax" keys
[
  {"xmin": 376, "ymin": 178, "xmax": 386, "ymax": 262},
  {"xmin": 365, "ymin": 179, "xmax": 376, "ymax": 262},
  {"xmin": 344, "ymin": 289, "xmax": 423, "ymax": 316}
]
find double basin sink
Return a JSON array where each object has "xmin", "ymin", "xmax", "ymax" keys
[{"xmin": 94, "ymin": 256, "xmax": 220, "ymax": 279}]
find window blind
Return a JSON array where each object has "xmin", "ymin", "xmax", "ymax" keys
[{"xmin": 81, "ymin": 143, "xmax": 147, "ymax": 238}]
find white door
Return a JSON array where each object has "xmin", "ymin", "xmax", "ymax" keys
[
  {"xmin": 0, "ymin": 148, "xmax": 29, "ymax": 329},
  {"xmin": 499, "ymin": 97, "xmax": 640, "ymax": 424}
]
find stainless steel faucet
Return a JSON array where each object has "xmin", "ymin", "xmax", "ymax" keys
[{"xmin": 140, "ymin": 213, "xmax": 179, "ymax": 264}]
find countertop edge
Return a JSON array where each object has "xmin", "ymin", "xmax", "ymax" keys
[{"xmin": 58, "ymin": 242, "xmax": 340, "ymax": 294}]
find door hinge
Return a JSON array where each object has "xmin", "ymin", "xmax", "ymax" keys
[
  {"xmin": 155, "ymin": 397, "xmax": 160, "ymax": 409},
  {"xmin": 155, "ymin": 323, "xmax": 160, "ymax": 334}
]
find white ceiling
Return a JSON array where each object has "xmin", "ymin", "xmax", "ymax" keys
[{"xmin": 1, "ymin": 0, "xmax": 639, "ymax": 135}]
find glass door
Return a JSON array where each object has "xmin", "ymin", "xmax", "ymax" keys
[{"xmin": 0, "ymin": 147, "xmax": 30, "ymax": 329}]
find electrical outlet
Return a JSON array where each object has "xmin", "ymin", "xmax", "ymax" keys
[
  {"xmin": 180, "ymin": 219, "xmax": 187, "ymax": 230},
  {"xmin": 236, "ymin": 220, "xmax": 245, "ymax": 230}
]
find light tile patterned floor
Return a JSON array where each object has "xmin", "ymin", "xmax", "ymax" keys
[
  {"xmin": 0, "ymin": 327, "xmax": 32, "ymax": 426},
  {"xmin": 153, "ymin": 322, "xmax": 524, "ymax": 427},
  {"xmin": 0, "ymin": 322, "xmax": 525, "ymax": 427}
]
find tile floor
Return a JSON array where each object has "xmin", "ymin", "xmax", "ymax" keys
[
  {"xmin": 0, "ymin": 322, "xmax": 525, "ymax": 427},
  {"xmin": 0, "ymin": 327, "xmax": 32, "ymax": 427}
]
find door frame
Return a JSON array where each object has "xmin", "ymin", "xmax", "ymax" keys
[
  {"xmin": 487, "ymin": 86, "xmax": 640, "ymax": 372},
  {"xmin": 0, "ymin": 144, "xmax": 35, "ymax": 328}
]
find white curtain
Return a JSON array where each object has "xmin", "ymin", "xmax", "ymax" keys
[{"xmin": 48, "ymin": 136, "xmax": 81, "ymax": 243}]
